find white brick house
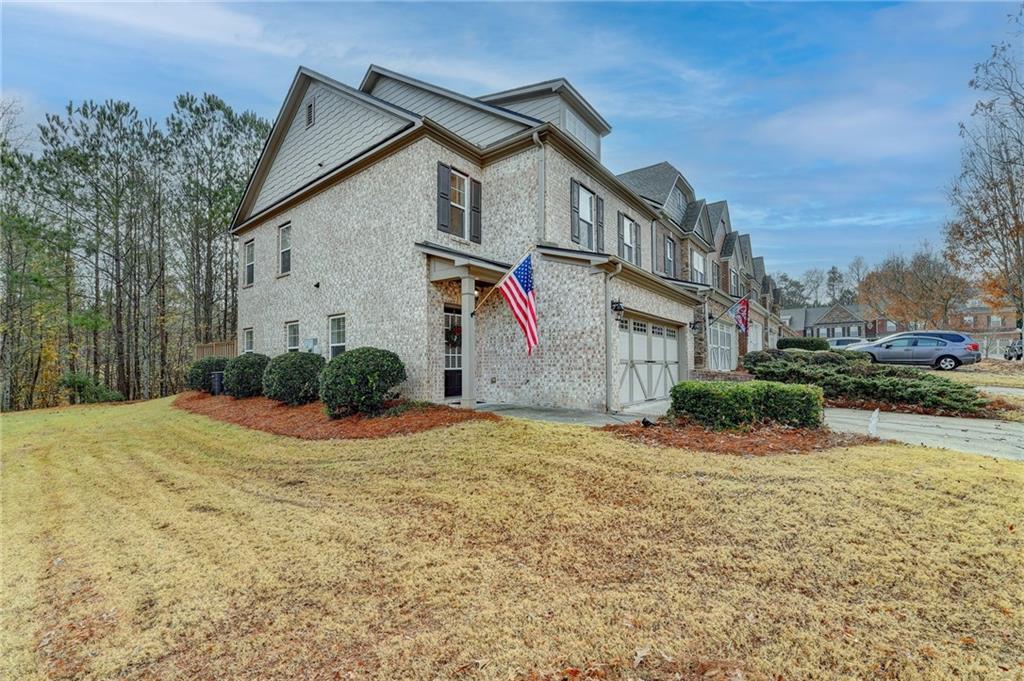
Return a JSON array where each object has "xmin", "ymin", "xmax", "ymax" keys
[{"xmin": 232, "ymin": 66, "xmax": 721, "ymax": 411}]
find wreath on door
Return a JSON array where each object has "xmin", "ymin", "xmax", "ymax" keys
[{"xmin": 445, "ymin": 325, "xmax": 462, "ymax": 347}]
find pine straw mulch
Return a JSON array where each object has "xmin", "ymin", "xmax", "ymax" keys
[
  {"xmin": 173, "ymin": 391, "xmax": 499, "ymax": 440},
  {"xmin": 601, "ymin": 417, "xmax": 875, "ymax": 456}
]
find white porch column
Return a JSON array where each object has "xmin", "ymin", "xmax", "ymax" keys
[{"xmin": 460, "ymin": 275, "xmax": 476, "ymax": 409}]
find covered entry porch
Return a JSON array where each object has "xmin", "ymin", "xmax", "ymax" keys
[{"xmin": 418, "ymin": 242, "xmax": 509, "ymax": 409}]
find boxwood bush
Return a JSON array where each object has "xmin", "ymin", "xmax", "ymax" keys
[
  {"xmin": 749, "ymin": 360, "xmax": 986, "ymax": 413},
  {"xmin": 319, "ymin": 347, "xmax": 407, "ymax": 417},
  {"xmin": 669, "ymin": 380, "xmax": 823, "ymax": 430},
  {"xmin": 777, "ymin": 337, "xmax": 830, "ymax": 351},
  {"xmin": 185, "ymin": 356, "xmax": 230, "ymax": 393},
  {"xmin": 223, "ymin": 352, "xmax": 270, "ymax": 398},
  {"xmin": 262, "ymin": 352, "xmax": 325, "ymax": 405}
]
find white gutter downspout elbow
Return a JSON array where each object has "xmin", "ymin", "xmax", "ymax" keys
[{"xmin": 605, "ymin": 262, "xmax": 623, "ymax": 412}]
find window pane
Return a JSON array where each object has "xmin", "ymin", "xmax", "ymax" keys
[
  {"xmin": 280, "ymin": 225, "xmax": 291, "ymax": 249},
  {"xmin": 330, "ymin": 316, "xmax": 345, "ymax": 345},
  {"xmin": 280, "ymin": 250, "xmax": 290, "ymax": 274},
  {"xmin": 579, "ymin": 188, "xmax": 593, "ymax": 223},
  {"xmin": 245, "ymin": 263, "xmax": 254, "ymax": 286},
  {"xmin": 450, "ymin": 205, "xmax": 465, "ymax": 237}
]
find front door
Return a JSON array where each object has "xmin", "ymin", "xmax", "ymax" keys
[{"xmin": 444, "ymin": 305, "xmax": 462, "ymax": 398}]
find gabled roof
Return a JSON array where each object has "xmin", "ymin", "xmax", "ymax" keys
[
  {"xmin": 752, "ymin": 256, "xmax": 766, "ymax": 282},
  {"xmin": 680, "ymin": 199, "xmax": 706, "ymax": 232},
  {"xmin": 479, "ymin": 78, "xmax": 611, "ymax": 135},
  {"xmin": 231, "ymin": 66, "xmax": 421, "ymax": 231},
  {"xmin": 720, "ymin": 231, "xmax": 739, "ymax": 258},
  {"xmin": 781, "ymin": 304, "xmax": 871, "ymax": 328},
  {"xmin": 738, "ymin": 234, "xmax": 753, "ymax": 271},
  {"xmin": 360, "ymin": 65, "xmax": 541, "ymax": 128},
  {"xmin": 706, "ymin": 200, "xmax": 728, "ymax": 230},
  {"xmin": 617, "ymin": 161, "xmax": 688, "ymax": 205}
]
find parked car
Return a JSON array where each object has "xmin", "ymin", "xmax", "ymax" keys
[
  {"xmin": 827, "ymin": 337, "xmax": 866, "ymax": 348},
  {"xmin": 1005, "ymin": 339, "xmax": 1023, "ymax": 361},
  {"xmin": 846, "ymin": 331, "xmax": 981, "ymax": 370}
]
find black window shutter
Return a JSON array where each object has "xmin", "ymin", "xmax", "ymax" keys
[
  {"xmin": 437, "ymin": 162, "xmax": 451, "ymax": 233},
  {"xmin": 617, "ymin": 213, "xmax": 624, "ymax": 258},
  {"xmin": 634, "ymin": 222, "xmax": 642, "ymax": 266},
  {"xmin": 595, "ymin": 196, "xmax": 604, "ymax": 252},
  {"xmin": 570, "ymin": 179, "xmax": 580, "ymax": 243},
  {"xmin": 470, "ymin": 179, "xmax": 482, "ymax": 243}
]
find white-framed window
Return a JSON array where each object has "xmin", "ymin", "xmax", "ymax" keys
[
  {"xmin": 578, "ymin": 184, "xmax": 595, "ymax": 249},
  {"xmin": 990, "ymin": 315, "xmax": 1003, "ymax": 328},
  {"xmin": 285, "ymin": 321, "xmax": 299, "ymax": 352},
  {"xmin": 690, "ymin": 248, "xmax": 706, "ymax": 284},
  {"xmin": 242, "ymin": 239, "xmax": 254, "ymax": 287},
  {"xmin": 712, "ymin": 261, "xmax": 721, "ymax": 288},
  {"xmin": 885, "ymin": 320, "xmax": 897, "ymax": 332},
  {"xmin": 731, "ymin": 270, "xmax": 740, "ymax": 296},
  {"xmin": 449, "ymin": 169, "xmax": 468, "ymax": 238},
  {"xmin": 328, "ymin": 314, "xmax": 346, "ymax": 359},
  {"xmin": 243, "ymin": 328, "xmax": 254, "ymax": 353},
  {"xmin": 278, "ymin": 223, "xmax": 292, "ymax": 275},
  {"xmin": 305, "ymin": 97, "xmax": 315, "ymax": 128},
  {"xmin": 621, "ymin": 215, "xmax": 636, "ymax": 264},
  {"xmin": 665, "ymin": 236, "xmax": 675, "ymax": 275},
  {"xmin": 964, "ymin": 315, "xmax": 975, "ymax": 326}
]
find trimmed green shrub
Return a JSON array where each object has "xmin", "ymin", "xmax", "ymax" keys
[
  {"xmin": 262, "ymin": 352, "xmax": 325, "ymax": 405},
  {"xmin": 742, "ymin": 349, "xmax": 789, "ymax": 372},
  {"xmin": 750, "ymin": 381, "xmax": 824, "ymax": 428},
  {"xmin": 185, "ymin": 356, "xmax": 230, "ymax": 392},
  {"xmin": 749, "ymin": 360, "xmax": 986, "ymax": 413},
  {"xmin": 223, "ymin": 353, "xmax": 270, "ymax": 398},
  {"xmin": 669, "ymin": 380, "xmax": 823, "ymax": 430},
  {"xmin": 319, "ymin": 347, "xmax": 407, "ymax": 417},
  {"xmin": 59, "ymin": 372, "xmax": 125, "ymax": 404},
  {"xmin": 777, "ymin": 337, "xmax": 830, "ymax": 351}
]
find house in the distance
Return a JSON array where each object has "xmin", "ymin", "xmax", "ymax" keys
[
  {"xmin": 229, "ymin": 65, "xmax": 787, "ymax": 411},
  {"xmin": 781, "ymin": 303, "xmax": 901, "ymax": 339}
]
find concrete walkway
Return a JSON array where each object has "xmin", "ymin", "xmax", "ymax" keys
[{"xmin": 480, "ymin": 400, "xmax": 1024, "ymax": 461}]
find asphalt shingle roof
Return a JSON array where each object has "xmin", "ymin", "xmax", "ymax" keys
[
  {"xmin": 616, "ymin": 162, "xmax": 683, "ymax": 205},
  {"xmin": 720, "ymin": 232, "xmax": 739, "ymax": 258},
  {"xmin": 680, "ymin": 199, "xmax": 706, "ymax": 233}
]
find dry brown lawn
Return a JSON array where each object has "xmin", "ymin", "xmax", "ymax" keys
[
  {"xmin": 946, "ymin": 358, "xmax": 1024, "ymax": 389},
  {"xmin": 2, "ymin": 398, "xmax": 1023, "ymax": 680}
]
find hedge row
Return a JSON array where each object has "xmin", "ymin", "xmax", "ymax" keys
[
  {"xmin": 670, "ymin": 380, "xmax": 824, "ymax": 430},
  {"xmin": 743, "ymin": 348, "xmax": 870, "ymax": 372},
  {"xmin": 748, "ymin": 360, "xmax": 986, "ymax": 413},
  {"xmin": 777, "ymin": 337, "xmax": 830, "ymax": 351},
  {"xmin": 187, "ymin": 347, "xmax": 407, "ymax": 416}
]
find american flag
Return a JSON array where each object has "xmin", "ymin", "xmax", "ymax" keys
[{"xmin": 498, "ymin": 253, "xmax": 539, "ymax": 354}]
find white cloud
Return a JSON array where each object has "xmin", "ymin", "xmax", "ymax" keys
[{"xmin": 18, "ymin": 2, "xmax": 304, "ymax": 57}]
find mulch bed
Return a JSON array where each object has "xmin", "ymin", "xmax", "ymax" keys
[
  {"xmin": 173, "ymin": 391, "xmax": 499, "ymax": 440},
  {"xmin": 602, "ymin": 418, "xmax": 875, "ymax": 456}
]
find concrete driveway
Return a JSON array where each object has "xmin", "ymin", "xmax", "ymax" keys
[
  {"xmin": 481, "ymin": 400, "xmax": 1024, "ymax": 461},
  {"xmin": 825, "ymin": 408, "xmax": 1023, "ymax": 460}
]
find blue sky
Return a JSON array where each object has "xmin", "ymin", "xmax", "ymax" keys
[{"xmin": 2, "ymin": 1, "xmax": 1017, "ymax": 276}]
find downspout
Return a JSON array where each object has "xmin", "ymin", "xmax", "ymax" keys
[
  {"xmin": 604, "ymin": 262, "xmax": 623, "ymax": 412},
  {"xmin": 532, "ymin": 132, "xmax": 546, "ymax": 244}
]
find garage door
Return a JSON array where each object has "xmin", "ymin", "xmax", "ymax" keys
[{"xmin": 617, "ymin": 318, "xmax": 680, "ymax": 406}]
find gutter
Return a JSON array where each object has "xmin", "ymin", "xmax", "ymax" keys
[
  {"xmin": 604, "ymin": 262, "xmax": 623, "ymax": 412},
  {"xmin": 532, "ymin": 132, "xmax": 545, "ymax": 244}
]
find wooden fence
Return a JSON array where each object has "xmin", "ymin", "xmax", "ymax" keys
[{"xmin": 194, "ymin": 340, "xmax": 238, "ymax": 360}]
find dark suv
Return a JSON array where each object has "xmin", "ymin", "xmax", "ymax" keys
[{"xmin": 1006, "ymin": 339, "xmax": 1023, "ymax": 361}]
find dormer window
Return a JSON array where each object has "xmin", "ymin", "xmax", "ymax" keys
[{"xmin": 305, "ymin": 98, "xmax": 315, "ymax": 128}]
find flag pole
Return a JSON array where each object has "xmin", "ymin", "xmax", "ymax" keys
[
  {"xmin": 472, "ymin": 245, "xmax": 536, "ymax": 317},
  {"xmin": 708, "ymin": 292, "xmax": 751, "ymax": 327}
]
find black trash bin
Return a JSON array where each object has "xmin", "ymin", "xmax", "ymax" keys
[{"xmin": 210, "ymin": 371, "xmax": 225, "ymax": 395}]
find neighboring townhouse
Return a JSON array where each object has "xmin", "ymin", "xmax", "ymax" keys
[
  {"xmin": 616, "ymin": 166, "xmax": 788, "ymax": 371},
  {"xmin": 952, "ymin": 303, "xmax": 1022, "ymax": 356},
  {"xmin": 781, "ymin": 304, "xmax": 901, "ymax": 339},
  {"xmin": 230, "ymin": 65, "xmax": 786, "ymax": 412}
]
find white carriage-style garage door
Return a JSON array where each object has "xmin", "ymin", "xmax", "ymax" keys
[{"xmin": 617, "ymin": 317, "xmax": 680, "ymax": 407}]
